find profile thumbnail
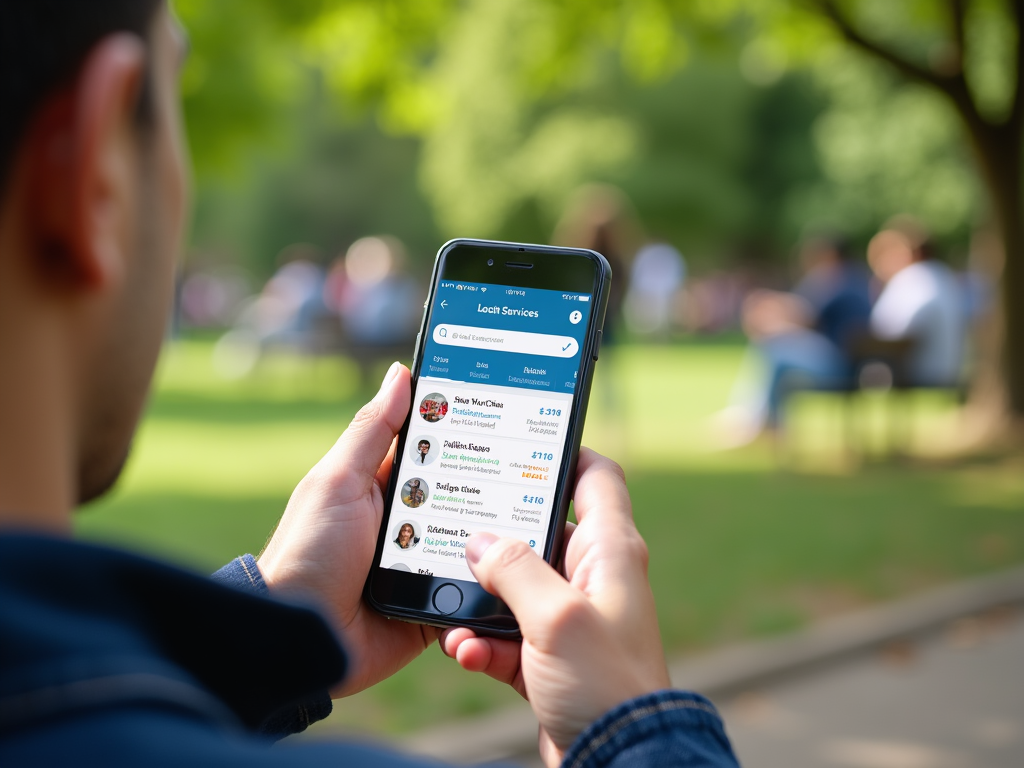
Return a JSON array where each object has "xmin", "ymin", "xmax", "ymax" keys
[
  {"xmin": 400, "ymin": 478, "xmax": 429, "ymax": 509},
  {"xmin": 408, "ymin": 436, "xmax": 439, "ymax": 466},
  {"xmin": 392, "ymin": 521, "xmax": 420, "ymax": 550},
  {"xmin": 419, "ymin": 393, "xmax": 448, "ymax": 423}
]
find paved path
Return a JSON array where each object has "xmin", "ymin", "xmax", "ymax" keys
[
  {"xmin": 720, "ymin": 606, "xmax": 1024, "ymax": 768},
  {"xmin": 395, "ymin": 569, "xmax": 1024, "ymax": 767},
  {"xmin": 498, "ymin": 607, "xmax": 1024, "ymax": 768}
]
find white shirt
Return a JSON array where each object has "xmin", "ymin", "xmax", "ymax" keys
[
  {"xmin": 870, "ymin": 261, "xmax": 966, "ymax": 386},
  {"xmin": 629, "ymin": 243, "xmax": 687, "ymax": 297}
]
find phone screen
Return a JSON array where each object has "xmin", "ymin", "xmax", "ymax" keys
[{"xmin": 379, "ymin": 278, "xmax": 593, "ymax": 583}]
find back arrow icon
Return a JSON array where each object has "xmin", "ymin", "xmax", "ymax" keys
[{"xmin": 440, "ymin": 300, "xmax": 448, "ymax": 308}]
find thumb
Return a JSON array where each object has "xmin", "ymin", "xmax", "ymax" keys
[
  {"xmin": 467, "ymin": 533, "xmax": 587, "ymax": 643},
  {"xmin": 318, "ymin": 362, "xmax": 410, "ymax": 499}
]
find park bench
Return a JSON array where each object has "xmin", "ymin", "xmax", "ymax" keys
[{"xmin": 785, "ymin": 335, "xmax": 967, "ymax": 460}]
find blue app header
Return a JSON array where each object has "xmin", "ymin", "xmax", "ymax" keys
[{"xmin": 419, "ymin": 280, "xmax": 592, "ymax": 394}]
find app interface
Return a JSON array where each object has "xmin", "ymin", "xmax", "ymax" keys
[{"xmin": 380, "ymin": 279, "xmax": 592, "ymax": 582}]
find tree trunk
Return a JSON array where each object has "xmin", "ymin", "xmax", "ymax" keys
[
  {"xmin": 813, "ymin": 0, "xmax": 1024, "ymax": 428},
  {"xmin": 973, "ymin": 123, "xmax": 1024, "ymax": 425},
  {"xmin": 999, "ymin": 207, "xmax": 1024, "ymax": 419},
  {"xmin": 986, "ymin": 138, "xmax": 1024, "ymax": 419}
]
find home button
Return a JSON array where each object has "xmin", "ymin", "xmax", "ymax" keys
[{"xmin": 432, "ymin": 583, "xmax": 463, "ymax": 615}]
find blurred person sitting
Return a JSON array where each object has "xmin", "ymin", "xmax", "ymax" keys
[
  {"xmin": 867, "ymin": 221, "xmax": 966, "ymax": 388},
  {"xmin": 0, "ymin": 4, "xmax": 740, "ymax": 767},
  {"xmin": 249, "ymin": 243, "xmax": 329, "ymax": 347},
  {"xmin": 332, "ymin": 235, "xmax": 421, "ymax": 347},
  {"xmin": 212, "ymin": 244, "xmax": 329, "ymax": 377},
  {"xmin": 624, "ymin": 240, "xmax": 687, "ymax": 339},
  {"xmin": 718, "ymin": 235, "xmax": 872, "ymax": 445}
]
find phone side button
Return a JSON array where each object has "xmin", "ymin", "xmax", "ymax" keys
[
  {"xmin": 592, "ymin": 329, "xmax": 603, "ymax": 361},
  {"xmin": 432, "ymin": 583, "xmax": 464, "ymax": 615},
  {"xmin": 411, "ymin": 332, "xmax": 422, "ymax": 370}
]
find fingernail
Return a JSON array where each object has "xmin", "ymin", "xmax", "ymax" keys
[
  {"xmin": 466, "ymin": 532, "xmax": 498, "ymax": 565},
  {"xmin": 378, "ymin": 361, "xmax": 400, "ymax": 392}
]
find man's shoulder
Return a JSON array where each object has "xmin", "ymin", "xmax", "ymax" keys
[
  {"xmin": 0, "ymin": 533, "xmax": 345, "ymax": 737},
  {"xmin": 0, "ymin": 705, "xmax": 447, "ymax": 768}
]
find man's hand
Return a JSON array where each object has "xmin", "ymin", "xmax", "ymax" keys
[
  {"xmin": 258, "ymin": 363, "xmax": 438, "ymax": 697},
  {"xmin": 440, "ymin": 448, "xmax": 671, "ymax": 767}
]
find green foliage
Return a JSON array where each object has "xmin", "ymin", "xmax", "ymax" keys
[
  {"xmin": 294, "ymin": 0, "xmax": 461, "ymax": 135},
  {"xmin": 416, "ymin": 1, "xmax": 641, "ymax": 236},
  {"xmin": 174, "ymin": 0, "xmax": 1012, "ymax": 272},
  {"xmin": 803, "ymin": 49, "xmax": 980, "ymax": 239},
  {"xmin": 188, "ymin": 89, "xmax": 441, "ymax": 276},
  {"xmin": 964, "ymin": 0, "xmax": 1019, "ymax": 121},
  {"xmin": 175, "ymin": 0, "xmax": 307, "ymax": 178}
]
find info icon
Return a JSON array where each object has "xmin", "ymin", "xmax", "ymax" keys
[{"xmin": 569, "ymin": 310, "xmax": 582, "ymax": 325}]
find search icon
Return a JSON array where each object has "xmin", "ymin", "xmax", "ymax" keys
[{"xmin": 439, "ymin": 327, "xmax": 448, "ymax": 337}]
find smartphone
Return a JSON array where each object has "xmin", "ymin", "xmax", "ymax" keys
[{"xmin": 365, "ymin": 238, "xmax": 610, "ymax": 637}]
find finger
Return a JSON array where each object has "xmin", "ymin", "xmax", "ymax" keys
[
  {"xmin": 439, "ymin": 626, "xmax": 476, "ymax": 658},
  {"xmin": 441, "ymin": 627, "xmax": 527, "ymax": 697},
  {"xmin": 374, "ymin": 434, "xmax": 399, "ymax": 493},
  {"xmin": 564, "ymin": 451, "xmax": 652, "ymax": 624},
  {"xmin": 467, "ymin": 533, "xmax": 591, "ymax": 645},
  {"xmin": 557, "ymin": 520, "xmax": 576, "ymax": 579},
  {"xmin": 319, "ymin": 363, "xmax": 411, "ymax": 499},
  {"xmin": 460, "ymin": 638, "xmax": 523, "ymax": 686},
  {"xmin": 571, "ymin": 447, "xmax": 632, "ymax": 528},
  {"xmin": 454, "ymin": 637, "xmax": 492, "ymax": 673},
  {"xmin": 538, "ymin": 729, "xmax": 562, "ymax": 768},
  {"xmin": 562, "ymin": 520, "xmax": 577, "ymax": 548}
]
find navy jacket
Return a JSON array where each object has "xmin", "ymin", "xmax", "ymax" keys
[{"xmin": 0, "ymin": 533, "xmax": 739, "ymax": 767}]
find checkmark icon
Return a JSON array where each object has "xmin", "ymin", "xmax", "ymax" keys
[{"xmin": 562, "ymin": 342, "xmax": 572, "ymax": 351}]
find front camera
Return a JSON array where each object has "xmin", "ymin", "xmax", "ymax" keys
[{"xmin": 487, "ymin": 258, "xmax": 494, "ymax": 266}]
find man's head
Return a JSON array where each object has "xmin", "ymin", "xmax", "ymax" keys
[
  {"xmin": 0, "ymin": 1, "xmax": 189, "ymax": 524},
  {"xmin": 799, "ymin": 235, "xmax": 852, "ymax": 275},
  {"xmin": 868, "ymin": 216, "xmax": 932, "ymax": 284},
  {"xmin": 417, "ymin": 440, "xmax": 430, "ymax": 455}
]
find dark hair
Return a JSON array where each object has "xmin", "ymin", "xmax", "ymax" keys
[
  {"xmin": 804, "ymin": 233, "xmax": 854, "ymax": 263},
  {"xmin": 418, "ymin": 440, "xmax": 430, "ymax": 447},
  {"xmin": 0, "ymin": 0, "xmax": 162, "ymax": 192}
]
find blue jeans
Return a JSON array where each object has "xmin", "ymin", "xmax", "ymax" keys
[{"xmin": 748, "ymin": 331, "xmax": 851, "ymax": 428}]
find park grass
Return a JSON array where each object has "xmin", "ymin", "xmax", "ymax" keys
[{"xmin": 76, "ymin": 339, "xmax": 1024, "ymax": 736}]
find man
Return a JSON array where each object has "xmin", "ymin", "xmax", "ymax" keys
[
  {"xmin": 717, "ymin": 235, "xmax": 872, "ymax": 445},
  {"xmin": 867, "ymin": 222, "xmax": 966, "ymax": 387},
  {"xmin": 417, "ymin": 439, "xmax": 431, "ymax": 463},
  {"xmin": 0, "ymin": 3, "xmax": 739, "ymax": 767}
]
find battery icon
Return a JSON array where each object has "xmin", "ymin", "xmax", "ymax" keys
[{"xmin": 579, "ymin": 295, "xmax": 590, "ymax": 302}]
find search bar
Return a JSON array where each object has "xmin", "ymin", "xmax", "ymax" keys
[{"xmin": 433, "ymin": 325, "xmax": 579, "ymax": 358}]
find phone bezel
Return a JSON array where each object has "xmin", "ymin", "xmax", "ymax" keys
[{"xmin": 364, "ymin": 238, "xmax": 610, "ymax": 638}]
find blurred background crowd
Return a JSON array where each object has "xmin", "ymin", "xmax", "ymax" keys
[
  {"xmin": 169, "ymin": 0, "xmax": 1017, "ymax": 442},
  {"xmin": 79, "ymin": 0, "xmax": 1024, "ymax": 755}
]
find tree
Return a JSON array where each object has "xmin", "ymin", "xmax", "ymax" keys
[
  {"xmin": 795, "ymin": 0, "xmax": 1024, "ymax": 421},
  {"xmin": 180, "ymin": 0, "xmax": 1024, "ymax": 421},
  {"xmin": 314, "ymin": 0, "xmax": 1024, "ymax": 421}
]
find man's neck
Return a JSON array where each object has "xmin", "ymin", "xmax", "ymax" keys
[{"xmin": 0, "ymin": 297, "xmax": 76, "ymax": 534}]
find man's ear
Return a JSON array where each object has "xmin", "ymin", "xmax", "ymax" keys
[{"xmin": 25, "ymin": 33, "xmax": 147, "ymax": 291}]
